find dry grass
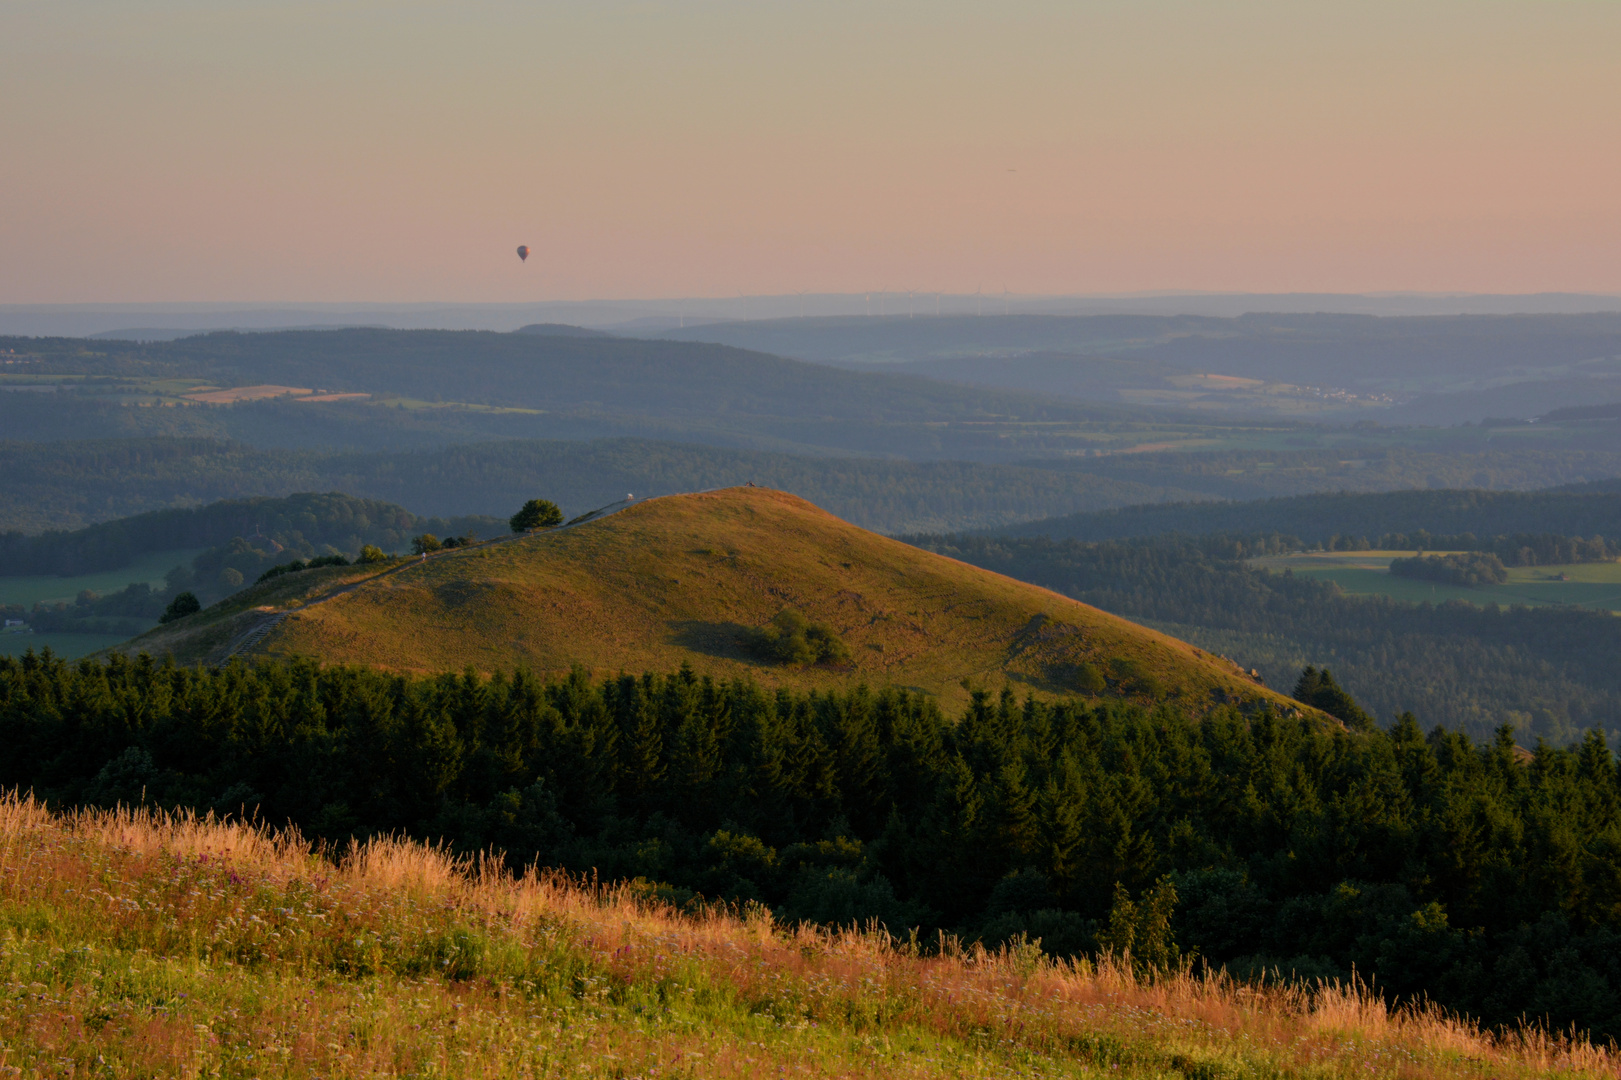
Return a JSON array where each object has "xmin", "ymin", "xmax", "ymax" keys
[{"xmin": 0, "ymin": 792, "xmax": 1608, "ymax": 1079}]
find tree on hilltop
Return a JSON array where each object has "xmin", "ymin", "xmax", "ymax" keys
[{"xmin": 510, "ymin": 499, "xmax": 564, "ymax": 533}]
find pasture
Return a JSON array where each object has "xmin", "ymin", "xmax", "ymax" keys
[{"xmin": 1249, "ymin": 550, "xmax": 1621, "ymax": 612}]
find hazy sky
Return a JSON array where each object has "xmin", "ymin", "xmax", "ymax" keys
[{"xmin": 3, "ymin": 1, "xmax": 1619, "ymax": 302}]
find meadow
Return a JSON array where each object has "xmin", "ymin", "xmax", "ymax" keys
[
  {"xmin": 1248, "ymin": 551, "xmax": 1621, "ymax": 612},
  {"xmin": 0, "ymin": 792, "xmax": 1609, "ymax": 1080},
  {"xmin": 0, "ymin": 548, "xmax": 201, "ymax": 610}
]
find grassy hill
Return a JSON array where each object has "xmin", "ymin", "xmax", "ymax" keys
[{"xmin": 116, "ymin": 487, "xmax": 1307, "ymax": 716}]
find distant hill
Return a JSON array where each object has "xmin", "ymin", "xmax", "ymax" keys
[
  {"xmin": 117, "ymin": 487, "xmax": 1311, "ymax": 718},
  {"xmin": 511, "ymin": 323, "xmax": 610, "ymax": 338},
  {"xmin": 1000, "ymin": 487, "xmax": 1621, "ymax": 544},
  {"xmin": 649, "ymin": 312, "xmax": 1621, "ymax": 426},
  {"xmin": 5, "ymin": 328, "xmax": 1165, "ymax": 461}
]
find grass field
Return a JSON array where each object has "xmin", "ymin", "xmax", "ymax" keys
[
  {"xmin": 114, "ymin": 488, "xmax": 1311, "ymax": 718},
  {"xmin": 1248, "ymin": 550, "xmax": 1621, "ymax": 612},
  {"xmin": 0, "ymin": 630, "xmax": 131, "ymax": 660},
  {"xmin": 0, "ymin": 547, "xmax": 204, "ymax": 609},
  {"xmin": 0, "ymin": 794, "xmax": 1606, "ymax": 1080}
]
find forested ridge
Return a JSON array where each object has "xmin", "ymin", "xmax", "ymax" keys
[
  {"xmin": 0, "ymin": 438, "xmax": 1175, "ymax": 535},
  {"xmin": 5, "ymin": 651, "xmax": 1621, "ymax": 1038},
  {"xmin": 907, "ymin": 533, "xmax": 1621, "ymax": 745}
]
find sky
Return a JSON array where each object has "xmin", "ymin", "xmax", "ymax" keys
[{"xmin": 2, "ymin": 1, "xmax": 1619, "ymax": 303}]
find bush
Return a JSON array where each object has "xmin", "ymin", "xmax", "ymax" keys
[
  {"xmin": 256, "ymin": 560, "xmax": 306, "ymax": 583},
  {"xmin": 1073, "ymin": 661, "xmax": 1106, "ymax": 695},
  {"xmin": 358, "ymin": 544, "xmax": 387, "ymax": 564},
  {"xmin": 158, "ymin": 591, "xmax": 200, "ymax": 624},
  {"xmin": 744, "ymin": 609, "xmax": 851, "ymax": 666},
  {"xmin": 509, "ymin": 499, "xmax": 564, "ymax": 533},
  {"xmin": 411, "ymin": 534, "xmax": 442, "ymax": 555}
]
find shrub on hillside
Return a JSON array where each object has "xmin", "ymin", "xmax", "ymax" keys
[
  {"xmin": 359, "ymin": 544, "xmax": 387, "ymax": 564},
  {"xmin": 1109, "ymin": 657, "xmax": 1164, "ymax": 697},
  {"xmin": 411, "ymin": 534, "xmax": 442, "ymax": 555},
  {"xmin": 1073, "ymin": 662, "xmax": 1107, "ymax": 695},
  {"xmin": 744, "ymin": 609, "xmax": 850, "ymax": 666},
  {"xmin": 257, "ymin": 554, "xmax": 350, "ymax": 584},
  {"xmin": 510, "ymin": 499, "xmax": 564, "ymax": 533}
]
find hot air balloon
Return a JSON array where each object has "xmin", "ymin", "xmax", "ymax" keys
[{"xmin": 516, "ymin": 245, "xmax": 529, "ymax": 263}]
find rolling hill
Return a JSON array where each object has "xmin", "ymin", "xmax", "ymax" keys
[
  {"xmin": 5, "ymin": 328, "xmax": 1205, "ymax": 461},
  {"xmin": 651, "ymin": 312, "xmax": 1621, "ymax": 425},
  {"xmin": 115, "ymin": 486, "xmax": 1310, "ymax": 716}
]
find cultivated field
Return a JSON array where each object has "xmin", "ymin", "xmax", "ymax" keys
[
  {"xmin": 1249, "ymin": 550, "xmax": 1621, "ymax": 612},
  {"xmin": 0, "ymin": 793, "xmax": 1608, "ymax": 1079}
]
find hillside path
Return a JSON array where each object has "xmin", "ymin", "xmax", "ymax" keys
[{"xmin": 219, "ymin": 496, "xmax": 643, "ymax": 659}]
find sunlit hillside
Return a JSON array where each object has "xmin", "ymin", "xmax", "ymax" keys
[{"xmin": 116, "ymin": 486, "xmax": 1308, "ymax": 716}]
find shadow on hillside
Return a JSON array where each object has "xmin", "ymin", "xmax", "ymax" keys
[{"xmin": 668, "ymin": 619, "xmax": 755, "ymax": 662}]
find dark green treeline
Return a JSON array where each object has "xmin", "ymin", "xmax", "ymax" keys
[{"xmin": 4, "ymin": 650, "xmax": 1621, "ymax": 1037}]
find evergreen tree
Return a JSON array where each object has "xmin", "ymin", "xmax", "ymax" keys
[{"xmin": 1292, "ymin": 666, "xmax": 1376, "ymax": 730}]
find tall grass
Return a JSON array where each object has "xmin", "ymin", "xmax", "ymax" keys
[{"xmin": 0, "ymin": 792, "xmax": 1608, "ymax": 1078}]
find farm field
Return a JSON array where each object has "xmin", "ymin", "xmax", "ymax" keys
[
  {"xmin": 0, "ymin": 547, "xmax": 204, "ymax": 609},
  {"xmin": 1248, "ymin": 550, "xmax": 1621, "ymax": 612}
]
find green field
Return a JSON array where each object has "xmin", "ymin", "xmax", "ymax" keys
[
  {"xmin": 0, "ymin": 631, "xmax": 131, "ymax": 659},
  {"xmin": 0, "ymin": 547, "xmax": 203, "ymax": 608},
  {"xmin": 1249, "ymin": 550, "xmax": 1621, "ymax": 611}
]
